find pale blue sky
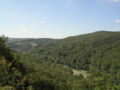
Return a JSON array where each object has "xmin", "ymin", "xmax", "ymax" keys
[{"xmin": 0, "ymin": 0, "xmax": 120, "ymax": 38}]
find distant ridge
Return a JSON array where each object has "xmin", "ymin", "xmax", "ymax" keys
[{"xmin": 7, "ymin": 38, "xmax": 57, "ymax": 52}]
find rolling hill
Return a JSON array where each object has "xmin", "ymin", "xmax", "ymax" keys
[
  {"xmin": 30, "ymin": 31, "xmax": 120, "ymax": 72},
  {"xmin": 7, "ymin": 38, "xmax": 57, "ymax": 52},
  {"xmin": 4, "ymin": 31, "xmax": 120, "ymax": 89}
]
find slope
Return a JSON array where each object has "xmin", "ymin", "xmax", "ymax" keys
[
  {"xmin": 0, "ymin": 36, "xmax": 28, "ymax": 89},
  {"xmin": 31, "ymin": 31, "xmax": 120, "ymax": 72},
  {"xmin": 5, "ymin": 31, "xmax": 120, "ymax": 89},
  {"xmin": 7, "ymin": 38, "xmax": 57, "ymax": 52}
]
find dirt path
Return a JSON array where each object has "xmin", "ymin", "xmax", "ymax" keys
[{"xmin": 72, "ymin": 69, "xmax": 88, "ymax": 78}]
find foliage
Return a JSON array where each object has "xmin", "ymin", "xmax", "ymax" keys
[
  {"xmin": 4, "ymin": 31, "xmax": 120, "ymax": 89},
  {"xmin": 28, "ymin": 31, "xmax": 120, "ymax": 89},
  {"xmin": 0, "ymin": 36, "xmax": 28, "ymax": 89}
]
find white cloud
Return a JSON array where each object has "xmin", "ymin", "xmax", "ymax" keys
[
  {"xmin": 15, "ymin": 26, "xmax": 33, "ymax": 38},
  {"xmin": 65, "ymin": 0, "xmax": 74, "ymax": 6},
  {"xmin": 101, "ymin": 0, "xmax": 120, "ymax": 2},
  {"xmin": 115, "ymin": 28, "xmax": 120, "ymax": 30},
  {"xmin": 111, "ymin": 0, "xmax": 120, "ymax": 2},
  {"xmin": 107, "ymin": 0, "xmax": 120, "ymax": 2},
  {"xmin": 115, "ymin": 19, "xmax": 120, "ymax": 23},
  {"xmin": 66, "ymin": 0, "xmax": 72, "ymax": 5},
  {"xmin": 18, "ymin": 26, "xmax": 28, "ymax": 33}
]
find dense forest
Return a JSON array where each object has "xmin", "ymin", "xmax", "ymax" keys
[{"xmin": 0, "ymin": 31, "xmax": 120, "ymax": 90}]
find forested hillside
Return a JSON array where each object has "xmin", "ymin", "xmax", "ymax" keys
[
  {"xmin": 0, "ymin": 36, "xmax": 28, "ymax": 89},
  {"xmin": 0, "ymin": 36, "xmax": 90, "ymax": 90},
  {"xmin": 2, "ymin": 31, "xmax": 120, "ymax": 90},
  {"xmin": 28, "ymin": 31, "xmax": 120, "ymax": 89},
  {"xmin": 7, "ymin": 38, "xmax": 57, "ymax": 52},
  {"xmin": 31, "ymin": 31, "xmax": 120, "ymax": 70}
]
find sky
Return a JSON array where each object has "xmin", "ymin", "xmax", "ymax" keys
[{"xmin": 0, "ymin": 0, "xmax": 120, "ymax": 38}]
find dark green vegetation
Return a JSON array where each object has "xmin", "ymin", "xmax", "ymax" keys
[
  {"xmin": 32, "ymin": 31, "xmax": 120, "ymax": 69},
  {"xmin": 29, "ymin": 31, "xmax": 120, "ymax": 89},
  {"xmin": 0, "ymin": 36, "xmax": 28, "ymax": 89},
  {"xmin": 1, "ymin": 31, "xmax": 120, "ymax": 90},
  {"xmin": 7, "ymin": 38, "xmax": 57, "ymax": 52}
]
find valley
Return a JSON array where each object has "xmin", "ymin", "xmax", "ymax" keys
[{"xmin": 0, "ymin": 31, "xmax": 120, "ymax": 90}]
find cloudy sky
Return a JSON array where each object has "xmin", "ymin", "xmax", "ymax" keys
[{"xmin": 0, "ymin": 0, "xmax": 120, "ymax": 38}]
